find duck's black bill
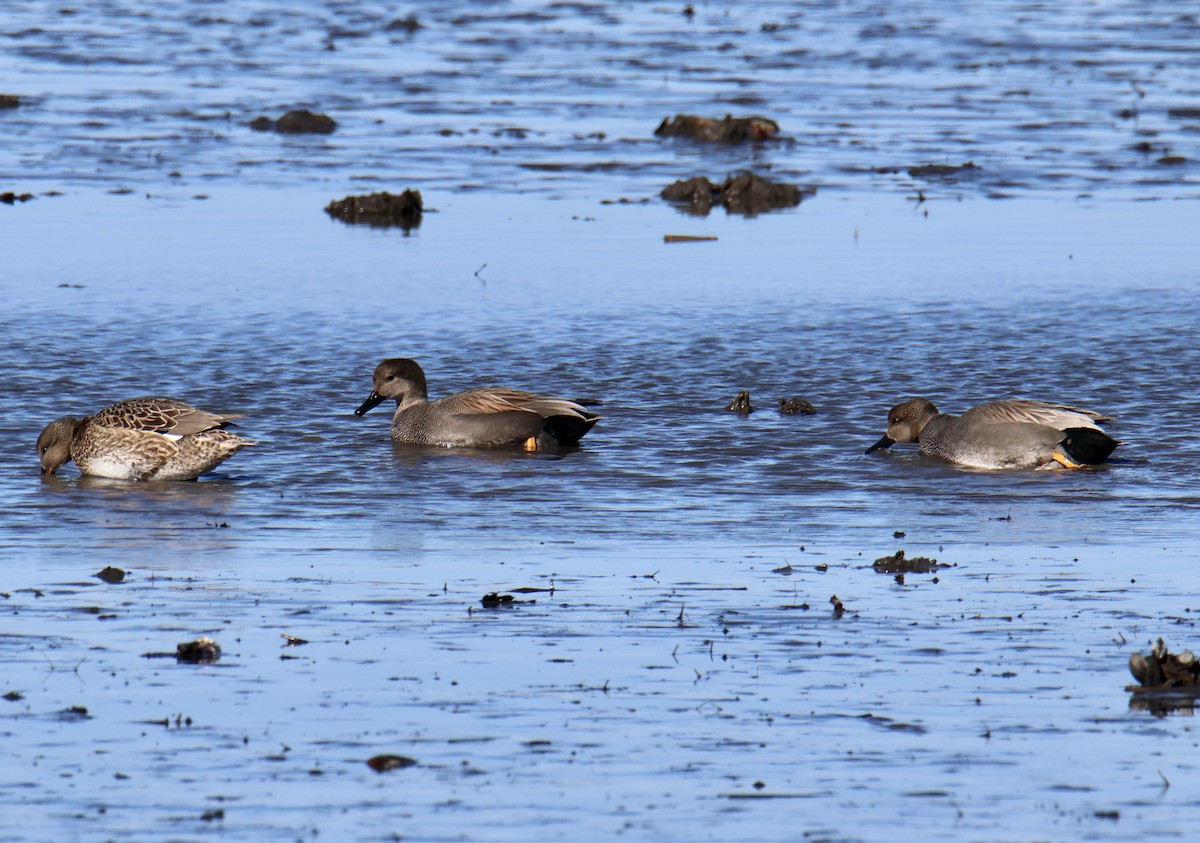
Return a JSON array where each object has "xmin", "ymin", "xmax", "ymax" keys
[
  {"xmin": 865, "ymin": 435, "xmax": 895, "ymax": 455},
  {"xmin": 354, "ymin": 391, "xmax": 385, "ymax": 417}
]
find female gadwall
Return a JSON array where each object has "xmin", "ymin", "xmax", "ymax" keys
[
  {"xmin": 354, "ymin": 358, "xmax": 600, "ymax": 449},
  {"xmin": 36, "ymin": 397, "xmax": 254, "ymax": 480},
  {"xmin": 865, "ymin": 397, "xmax": 1119, "ymax": 469}
]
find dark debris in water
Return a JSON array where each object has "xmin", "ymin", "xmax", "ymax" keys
[
  {"xmin": 479, "ymin": 592, "xmax": 536, "ymax": 608},
  {"xmin": 56, "ymin": 705, "xmax": 91, "ymax": 722},
  {"xmin": 662, "ymin": 173, "xmax": 812, "ymax": 216},
  {"xmin": 325, "ymin": 189, "xmax": 423, "ymax": 230},
  {"xmin": 94, "ymin": 566, "xmax": 125, "ymax": 584},
  {"xmin": 778, "ymin": 397, "xmax": 816, "ymax": 415},
  {"xmin": 367, "ymin": 754, "xmax": 417, "ymax": 773},
  {"xmin": 872, "ymin": 550, "xmax": 950, "ymax": 574},
  {"xmin": 250, "ymin": 109, "xmax": 337, "ymax": 135},
  {"xmin": 0, "ymin": 94, "xmax": 20, "ymax": 108},
  {"xmin": 175, "ymin": 637, "xmax": 221, "ymax": 663},
  {"xmin": 655, "ymin": 113, "xmax": 780, "ymax": 144},
  {"xmin": 384, "ymin": 14, "xmax": 420, "ymax": 33},
  {"xmin": 725, "ymin": 391, "xmax": 753, "ymax": 414},
  {"xmin": 0, "ymin": 192, "xmax": 35, "ymax": 204},
  {"xmin": 907, "ymin": 162, "xmax": 980, "ymax": 181}
]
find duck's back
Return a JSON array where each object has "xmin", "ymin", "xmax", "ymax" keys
[{"xmin": 920, "ymin": 414, "xmax": 1065, "ymax": 469}]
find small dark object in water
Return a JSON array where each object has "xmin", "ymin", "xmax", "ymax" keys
[
  {"xmin": 661, "ymin": 173, "xmax": 810, "ymax": 216},
  {"xmin": 368, "ymin": 754, "xmax": 417, "ymax": 773},
  {"xmin": 385, "ymin": 14, "xmax": 420, "ymax": 32},
  {"xmin": 481, "ymin": 592, "xmax": 514, "ymax": 608},
  {"xmin": 893, "ymin": 530, "xmax": 906, "ymax": 538},
  {"xmin": 280, "ymin": 634, "xmax": 309, "ymax": 646},
  {"xmin": 1167, "ymin": 107, "xmax": 1200, "ymax": 120},
  {"xmin": 0, "ymin": 94, "xmax": 19, "ymax": 109},
  {"xmin": 200, "ymin": 810, "xmax": 224, "ymax": 822},
  {"xmin": 325, "ymin": 190, "xmax": 423, "ymax": 230},
  {"xmin": 250, "ymin": 109, "xmax": 337, "ymax": 135},
  {"xmin": 176, "ymin": 636, "xmax": 221, "ymax": 663},
  {"xmin": 95, "ymin": 566, "xmax": 125, "ymax": 584},
  {"xmin": 778, "ymin": 397, "xmax": 816, "ymax": 415},
  {"xmin": 872, "ymin": 549, "xmax": 947, "ymax": 574},
  {"xmin": 907, "ymin": 162, "xmax": 980, "ymax": 180},
  {"xmin": 3, "ymin": 691, "xmax": 24, "ymax": 702},
  {"xmin": 725, "ymin": 391, "xmax": 753, "ymax": 414},
  {"xmin": 0, "ymin": 192, "xmax": 34, "ymax": 204},
  {"xmin": 655, "ymin": 114, "xmax": 780, "ymax": 143},
  {"xmin": 1128, "ymin": 638, "xmax": 1199, "ymax": 689},
  {"xmin": 830, "ymin": 595, "xmax": 845, "ymax": 618}
]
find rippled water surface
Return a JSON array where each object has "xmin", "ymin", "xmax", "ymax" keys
[{"xmin": 3, "ymin": 2, "xmax": 1200, "ymax": 841}]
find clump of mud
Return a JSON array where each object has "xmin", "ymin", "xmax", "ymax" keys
[
  {"xmin": 385, "ymin": 14, "xmax": 420, "ymax": 33},
  {"xmin": 662, "ymin": 173, "xmax": 812, "ymax": 216},
  {"xmin": 778, "ymin": 397, "xmax": 816, "ymax": 415},
  {"xmin": 908, "ymin": 162, "xmax": 979, "ymax": 180},
  {"xmin": 655, "ymin": 114, "xmax": 780, "ymax": 143},
  {"xmin": 325, "ymin": 189, "xmax": 423, "ymax": 229},
  {"xmin": 251, "ymin": 109, "xmax": 337, "ymax": 135},
  {"xmin": 176, "ymin": 637, "xmax": 221, "ymax": 663},
  {"xmin": 872, "ymin": 550, "xmax": 948, "ymax": 574}
]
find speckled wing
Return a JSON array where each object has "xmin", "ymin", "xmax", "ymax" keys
[
  {"xmin": 439, "ymin": 389, "xmax": 559, "ymax": 417},
  {"xmin": 89, "ymin": 397, "xmax": 244, "ymax": 436},
  {"xmin": 441, "ymin": 388, "xmax": 590, "ymax": 419},
  {"xmin": 74, "ymin": 423, "xmax": 179, "ymax": 480},
  {"xmin": 960, "ymin": 399, "xmax": 1108, "ymax": 432}
]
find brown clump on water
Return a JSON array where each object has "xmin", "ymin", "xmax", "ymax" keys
[
  {"xmin": 662, "ymin": 173, "xmax": 812, "ymax": 216},
  {"xmin": 325, "ymin": 189, "xmax": 423, "ymax": 229},
  {"xmin": 655, "ymin": 114, "xmax": 780, "ymax": 143},
  {"xmin": 250, "ymin": 109, "xmax": 337, "ymax": 134}
]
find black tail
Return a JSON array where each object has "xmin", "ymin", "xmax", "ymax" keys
[
  {"xmin": 1059, "ymin": 427, "xmax": 1119, "ymax": 465},
  {"xmin": 542, "ymin": 413, "xmax": 600, "ymax": 446}
]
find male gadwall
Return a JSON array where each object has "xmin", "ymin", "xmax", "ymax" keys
[
  {"xmin": 36, "ymin": 397, "xmax": 254, "ymax": 480},
  {"xmin": 354, "ymin": 358, "xmax": 600, "ymax": 449},
  {"xmin": 865, "ymin": 397, "xmax": 1119, "ymax": 469}
]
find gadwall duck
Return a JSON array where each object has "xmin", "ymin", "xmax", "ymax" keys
[
  {"xmin": 866, "ymin": 397, "xmax": 1119, "ymax": 469},
  {"xmin": 354, "ymin": 358, "xmax": 600, "ymax": 449},
  {"xmin": 36, "ymin": 397, "xmax": 254, "ymax": 480}
]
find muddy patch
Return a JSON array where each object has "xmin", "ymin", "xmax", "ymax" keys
[
  {"xmin": 325, "ymin": 189, "xmax": 423, "ymax": 229},
  {"xmin": 655, "ymin": 113, "xmax": 780, "ymax": 143},
  {"xmin": 250, "ymin": 109, "xmax": 338, "ymax": 135},
  {"xmin": 871, "ymin": 550, "xmax": 951, "ymax": 574},
  {"xmin": 662, "ymin": 173, "xmax": 812, "ymax": 216},
  {"xmin": 778, "ymin": 397, "xmax": 817, "ymax": 415}
]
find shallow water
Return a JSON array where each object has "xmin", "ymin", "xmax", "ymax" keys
[{"xmin": 3, "ymin": 2, "xmax": 1200, "ymax": 841}]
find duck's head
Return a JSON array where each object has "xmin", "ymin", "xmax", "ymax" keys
[
  {"xmin": 36, "ymin": 417, "xmax": 81, "ymax": 474},
  {"xmin": 866, "ymin": 397, "xmax": 939, "ymax": 453},
  {"xmin": 354, "ymin": 358, "xmax": 429, "ymax": 416}
]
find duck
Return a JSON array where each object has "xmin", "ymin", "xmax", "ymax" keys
[
  {"xmin": 36, "ymin": 397, "xmax": 254, "ymax": 480},
  {"xmin": 354, "ymin": 358, "xmax": 600, "ymax": 449},
  {"xmin": 865, "ymin": 397, "xmax": 1118, "ymax": 469}
]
